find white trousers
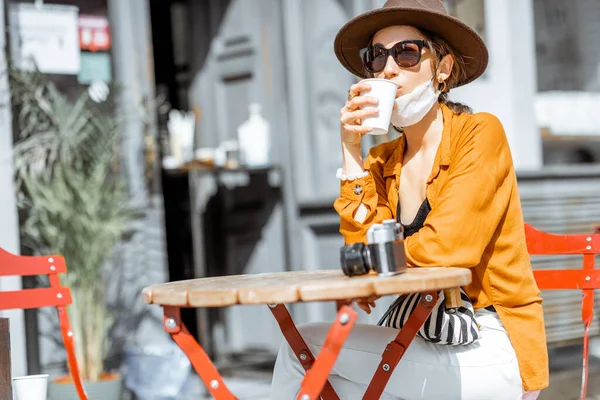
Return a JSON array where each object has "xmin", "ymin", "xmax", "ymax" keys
[{"xmin": 270, "ymin": 309, "xmax": 541, "ymax": 400}]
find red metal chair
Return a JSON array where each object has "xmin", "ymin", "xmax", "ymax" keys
[
  {"xmin": 525, "ymin": 223, "xmax": 600, "ymax": 400},
  {"xmin": 0, "ymin": 247, "xmax": 88, "ymax": 400}
]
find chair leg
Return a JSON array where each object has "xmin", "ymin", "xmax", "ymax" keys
[
  {"xmin": 580, "ymin": 289, "xmax": 594, "ymax": 400},
  {"xmin": 269, "ymin": 304, "xmax": 341, "ymax": 400},
  {"xmin": 582, "ymin": 322, "xmax": 591, "ymax": 400},
  {"xmin": 163, "ymin": 306, "xmax": 238, "ymax": 400},
  {"xmin": 56, "ymin": 306, "xmax": 88, "ymax": 400},
  {"xmin": 362, "ymin": 291, "xmax": 438, "ymax": 400}
]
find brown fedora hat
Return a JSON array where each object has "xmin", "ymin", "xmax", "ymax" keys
[{"xmin": 334, "ymin": 0, "xmax": 488, "ymax": 86}]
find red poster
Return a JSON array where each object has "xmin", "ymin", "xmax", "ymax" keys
[{"xmin": 79, "ymin": 15, "xmax": 111, "ymax": 52}]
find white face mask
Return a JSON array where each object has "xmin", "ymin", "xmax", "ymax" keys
[{"xmin": 390, "ymin": 79, "xmax": 440, "ymax": 128}]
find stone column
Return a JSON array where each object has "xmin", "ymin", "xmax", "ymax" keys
[
  {"xmin": 0, "ymin": 0, "xmax": 28, "ymax": 377},
  {"xmin": 452, "ymin": 0, "xmax": 542, "ymax": 171}
]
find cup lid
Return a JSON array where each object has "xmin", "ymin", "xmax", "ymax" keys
[
  {"xmin": 360, "ymin": 78, "xmax": 398, "ymax": 87},
  {"xmin": 12, "ymin": 374, "xmax": 49, "ymax": 380}
]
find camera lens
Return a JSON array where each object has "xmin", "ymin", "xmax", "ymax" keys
[{"xmin": 340, "ymin": 243, "xmax": 370, "ymax": 277}]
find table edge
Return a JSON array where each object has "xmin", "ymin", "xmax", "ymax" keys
[{"xmin": 141, "ymin": 267, "xmax": 472, "ymax": 307}]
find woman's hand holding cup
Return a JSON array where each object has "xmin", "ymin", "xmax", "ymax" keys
[
  {"xmin": 340, "ymin": 79, "xmax": 397, "ymax": 183},
  {"xmin": 340, "ymin": 79, "xmax": 399, "ymax": 147},
  {"xmin": 340, "ymin": 81, "xmax": 379, "ymax": 147}
]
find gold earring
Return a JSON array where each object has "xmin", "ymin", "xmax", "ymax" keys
[{"xmin": 438, "ymin": 79, "xmax": 447, "ymax": 93}]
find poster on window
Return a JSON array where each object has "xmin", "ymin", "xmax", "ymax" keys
[
  {"xmin": 9, "ymin": 3, "xmax": 81, "ymax": 74},
  {"xmin": 79, "ymin": 15, "xmax": 111, "ymax": 52}
]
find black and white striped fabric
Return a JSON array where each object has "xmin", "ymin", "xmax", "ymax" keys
[{"xmin": 379, "ymin": 288, "xmax": 481, "ymax": 346}]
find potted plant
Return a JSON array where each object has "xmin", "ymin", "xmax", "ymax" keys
[{"xmin": 11, "ymin": 69, "xmax": 130, "ymax": 400}]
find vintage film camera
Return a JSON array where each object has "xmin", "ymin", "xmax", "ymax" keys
[{"xmin": 339, "ymin": 219, "xmax": 407, "ymax": 277}]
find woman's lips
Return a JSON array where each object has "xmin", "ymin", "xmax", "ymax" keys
[{"xmin": 395, "ymin": 87, "xmax": 402, "ymax": 98}]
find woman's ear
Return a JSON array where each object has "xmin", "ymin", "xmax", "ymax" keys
[{"xmin": 437, "ymin": 54, "xmax": 454, "ymax": 83}]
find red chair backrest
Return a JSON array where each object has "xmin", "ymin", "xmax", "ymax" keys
[
  {"xmin": 524, "ymin": 223, "xmax": 600, "ymax": 290},
  {"xmin": 524, "ymin": 223, "xmax": 599, "ymax": 400},
  {"xmin": 0, "ymin": 248, "xmax": 88, "ymax": 399},
  {"xmin": 0, "ymin": 248, "xmax": 72, "ymax": 310}
]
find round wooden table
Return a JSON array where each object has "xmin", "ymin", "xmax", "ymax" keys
[{"xmin": 142, "ymin": 267, "xmax": 471, "ymax": 400}]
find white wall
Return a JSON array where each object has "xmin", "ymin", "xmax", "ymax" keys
[
  {"xmin": 0, "ymin": 0, "xmax": 28, "ymax": 377},
  {"xmin": 0, "ymin": 118, "xmax": 28, "ymax": 378},
  {"xmin": 451, "ymin": 0, "xmax": 542, "ymax": 171}
]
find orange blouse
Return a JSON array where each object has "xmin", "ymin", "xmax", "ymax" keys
[{"xmin": 334, "ymin": 104, "xmax": 549, "ymax": 391}]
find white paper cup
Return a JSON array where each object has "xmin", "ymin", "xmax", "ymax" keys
[
  {"xmin": 13, "ymin": 374, "xmax": 49, "ymax": 400},
  {"xmin": 359, "ymin": 78, "xmax": 398, "ymax": 135}
]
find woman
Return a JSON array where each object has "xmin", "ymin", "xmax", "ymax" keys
[{"xmin": 270, "ymin": 1, "xmax": 549, "ymax": 399}]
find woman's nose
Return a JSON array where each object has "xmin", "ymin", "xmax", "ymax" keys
[{"xmin": 382, "ymin": 55, "xmax": 399, "ymax": 79}]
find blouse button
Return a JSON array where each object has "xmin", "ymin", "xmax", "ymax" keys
[{"xmin": 354, "ymin": 185, "xmax": 363, "ymax": 195}]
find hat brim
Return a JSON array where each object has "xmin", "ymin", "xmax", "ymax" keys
[{"xmin": 334, "ymin": 7, "xmax": 488, "ymax": 86}]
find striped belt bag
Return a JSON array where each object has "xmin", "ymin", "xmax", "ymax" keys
[{"xmin": 377, "ymin": 288, "xmax": 482, "ymax": 345}]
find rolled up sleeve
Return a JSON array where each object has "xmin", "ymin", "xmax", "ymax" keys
[{"xmin": 334, "ymin": 150, "xmax": 393, "ymax": 245}]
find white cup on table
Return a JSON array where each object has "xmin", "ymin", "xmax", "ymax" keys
[{"xmin": 12, "ymin": 374, "xmax": 49, "ymax": 400}]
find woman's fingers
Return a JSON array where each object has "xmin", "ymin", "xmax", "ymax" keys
[
  {"xmin": 357, "ymin": 301, "xmax": 371, "ymax": 314},
  {"xmin": 354, "ymin": 296, "xmax": 380, "ymax": 314},
  {"xmin": 349, "ymin": 82, "xmax": 371, "ymax": 98},
  {"xmin": 340, "ymin": 107, "xmax": 378, "ymax": 124},
  {"xmin": 340, "ymin": 82, "xmax": 375, "ymax": 145},
  {"xmin": 347, "ymin": 95, "xmax": 378, "ymax": 111},
  {"xmin": 341, "ymin": 125, "xmax": 373, "ymax": 135},
  {"xmin": 367, "ymin": 295, "xmax": 378, "ymax": 308}
]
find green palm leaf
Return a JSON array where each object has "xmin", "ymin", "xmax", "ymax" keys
[{"xmin": 12, "ymin": 69, "xmax": 130, "ymax": 382}]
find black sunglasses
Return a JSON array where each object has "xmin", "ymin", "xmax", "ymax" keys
[{"xmin": 361, "ymin": 40, "xmax": 428, "ymax": 74}]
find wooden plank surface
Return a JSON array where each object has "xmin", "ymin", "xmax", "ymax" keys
[
  {"xmin": 300, "ymin": 268, "xmax": 471, "ymax": 302},
  {"xmin": 142, "ymin": 268, "xmax": 471, "ymax": 307},
  {"xmin": 0, "ymin": 318, "xmax": 11, "ymax": 400}
]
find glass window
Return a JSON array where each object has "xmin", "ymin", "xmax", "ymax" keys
[
  {"xmin": 444, "ymin": 0, "xmax": 486, "ymax": 41},
  {"xmin": 532, "ymin": 0, "xmax": 600, "ymax": 92}
]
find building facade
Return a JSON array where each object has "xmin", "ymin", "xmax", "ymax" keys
[{"xmin": 1, "ymin": 0, "xmax": 599, "ymax": 377}]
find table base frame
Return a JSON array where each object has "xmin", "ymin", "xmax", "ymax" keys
[
  {"xmin": 268, "ymin": 303, "xmax": 345, "ymax": 400},
  {"xmin": 161, "ymin": 291, "xmax": 438, "ymax": 400},
  {"xmin": 363, "ymin": 291, "xmax": 438, "ymax": 399},
  {"xmin": 163, "ymin": 307, "xmax": 238, "ymax": 399}
]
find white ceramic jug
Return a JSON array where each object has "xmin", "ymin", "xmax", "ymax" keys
[{"xmin": 237, "ymin": 103, "xmax": 271, "ymax": 168}]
